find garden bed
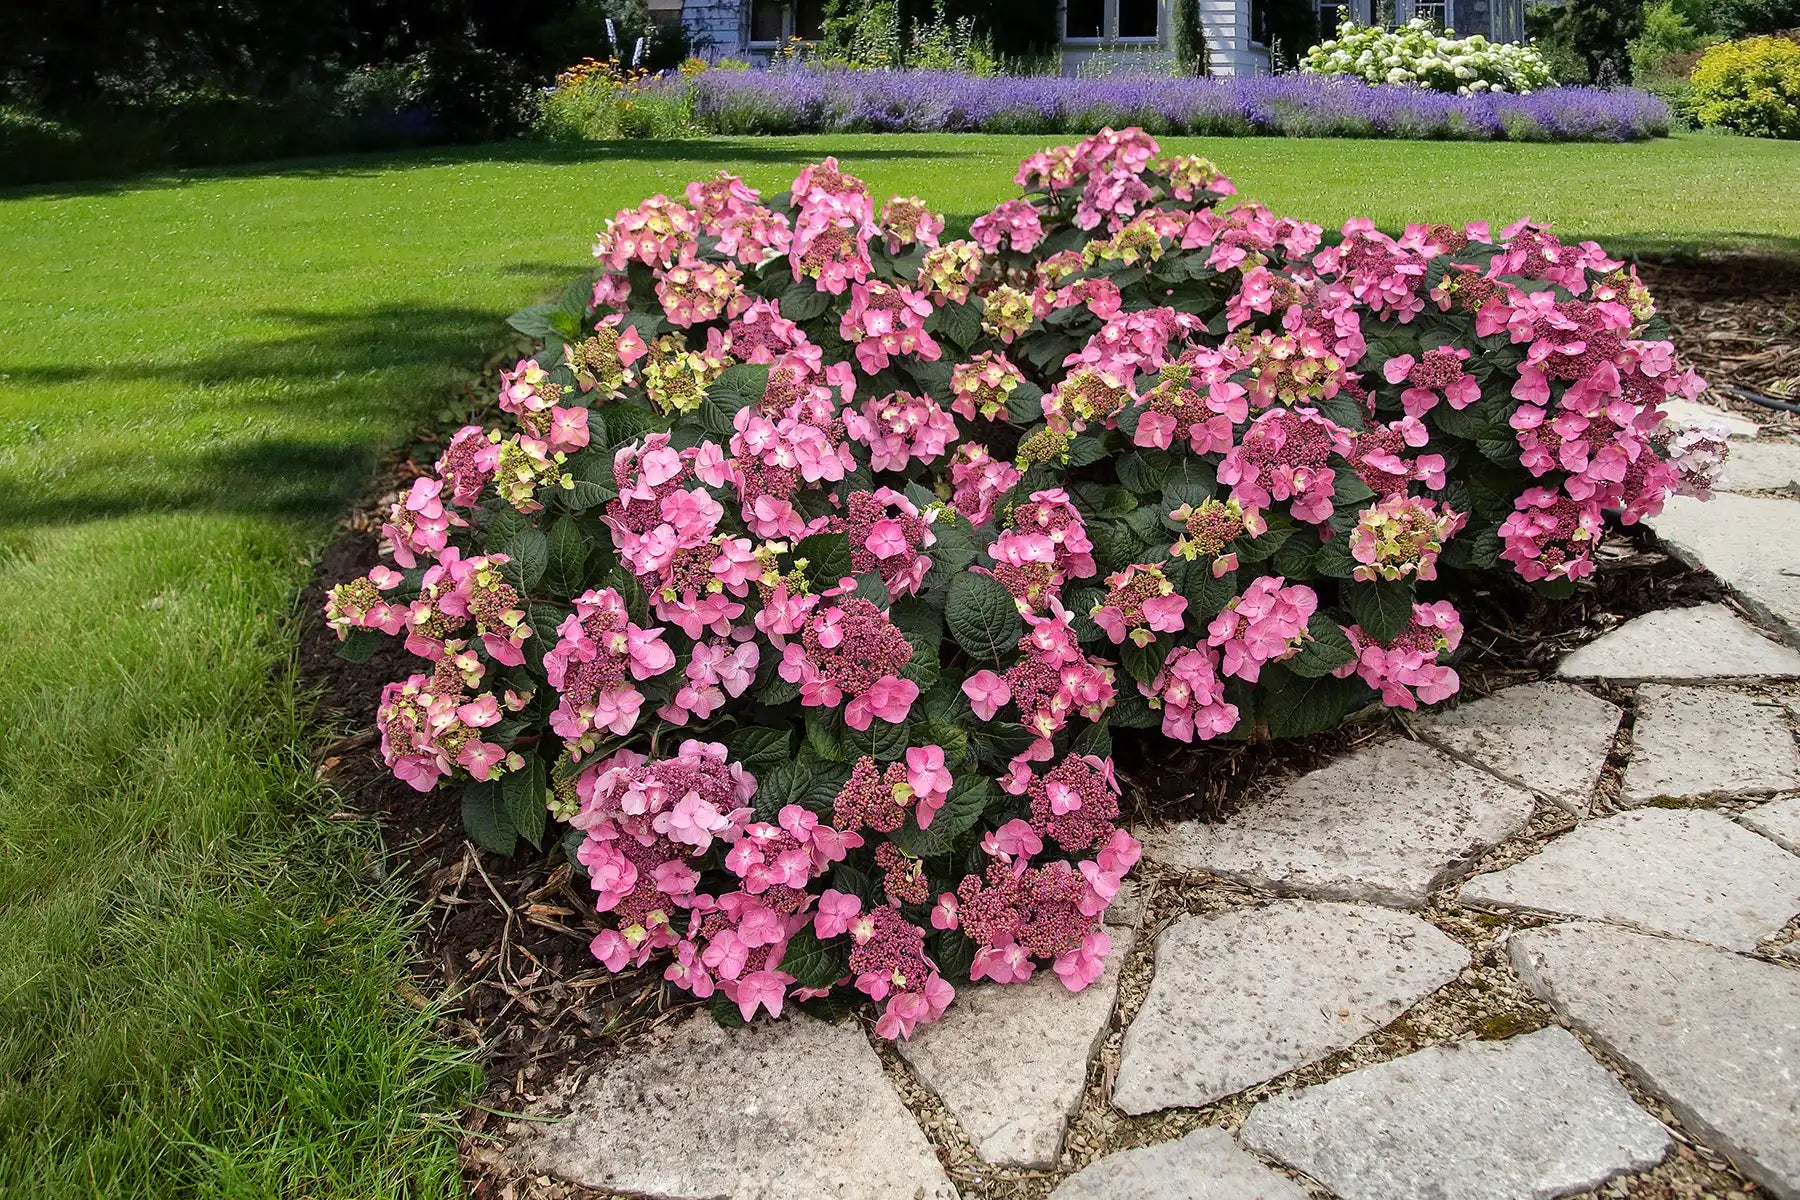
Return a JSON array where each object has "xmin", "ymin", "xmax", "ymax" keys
[
  {"xmin": 682, "ymin": 70, "xmax": 1669, "ymax": 142},
  {"xmin": 293, "ymin": 256, "xmax": 1772, "ymax": 1186},
  {"xmin": 296, "ymin": 124, "xmax": 1786, "ymax": 1190}
]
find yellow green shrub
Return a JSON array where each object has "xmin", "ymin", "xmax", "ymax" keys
[{"xmin": 1690, "ymin": 34, "xmax": 1800, "ymax": 137}]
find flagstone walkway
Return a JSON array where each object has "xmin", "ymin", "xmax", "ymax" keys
[{"xmin": 485, "ymin": 427, "xmax": 1800, "ymax": 1200}]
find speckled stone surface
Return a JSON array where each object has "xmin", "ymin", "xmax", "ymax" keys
[
  {"xmin": 897, "ymin": 933, "xmax": 1131, "ymax": 1167},
  {"xmin": 1646, "ymin": 493, "xmax": 1800, "ymax": 643},
  {"xmin": 1719, "ymin": 439, "xmax": 1800, "ymax": 493},
  {"xmin": 1113, "ymin": 901, "xmax": 1467, "ymax": 1115},
  {"xmin": 1458, "ymin": 807, "xmax": 1800, "ymax": 951},
  {"xmin": 1742, "ymin": 796, "xmax": 1800, "ymax": 854},
  {"xmin": 1048, "ymin": 1127, "xmax": 1309, "ymax": 1200},
  {"xmin": 1143, "ymin": 739, "xmax": 1535, "ymax": 907},
  {"xmin": 1240, "ymin": 1027, "xmax": 1670, "ymax": 1200},
  {"xmin": 526, "ymin": 1015, "xmax": 959, "ymax": 1200},
  {"xmin": 1620, "ymin": 685, "xmax": 1800, "ymax": 804},
  {"xmin": 1557, "ymin": 604, "xmax": 1800, "ymax": 684},
  {"xmin": 1411, "ymin": 681, "xmax": 1621, "ymax": 814},
  {"xmin": 1512, "ymin": 923, "xmax": 1800, "ymax": 1199}
]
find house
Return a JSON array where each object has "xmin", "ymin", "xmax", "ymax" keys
[{"xmin": 666, "ymin": 0, "xmax": 1526, "ymax": 74}]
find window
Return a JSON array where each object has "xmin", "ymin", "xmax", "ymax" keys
[
  {"xmin": 1065, "ymin": 0, "xmax": 1106, "ymax": 39},
  {"xmin": 750, "ymin": 0, "xmax": 786, "ymax": 43},
  {"xmin": 1317, "ymin": 0, "xmax": 1343, "ymax": 33},
  {"xmin": 795, "ymin": 0, "xmax": 826, "ymax": 38},
  {"xmin": 1118, "ymin": 0, "xmax": 1159, "ymax": 38},
  {"xmin": 1413, "ymin": 0, "xmax": 1447, "ymax": 25},
  {"xmin": 1250, "ymin": 0, "xmax": 1269, "ymax": 43}
]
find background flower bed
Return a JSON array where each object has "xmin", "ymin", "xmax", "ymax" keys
[
  {"xmin": 1300, "ymin": 19, "xmax": 1555, "ymax": 94},
  {"xmin": 579, "ymin": 69, "xmax": 1671, "ymax": 142},
  {"xmin": 328, "ymin": 128, "xmax": 1717, "ymax": 1043}
]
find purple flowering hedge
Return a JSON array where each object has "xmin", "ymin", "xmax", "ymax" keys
[
  {"xmin": 328, "ymin": 128, "xmax": 1720, "ymax": 1040},
  {"xmin": 684, "ymin": 69, "xmax": 1671, "ymax": 142}
]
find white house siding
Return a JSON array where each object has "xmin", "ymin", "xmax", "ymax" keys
[
  {"xmin": 1055, "ymin": 0, "xmax": 1271, "ymax": 76},
  {"xmin": 683, "ymin": 0, "xmax": 746, "ymax": 57},
  {"xmin": 1199, "ymin": 0, "xmax": 1270, "ymax": 75}
]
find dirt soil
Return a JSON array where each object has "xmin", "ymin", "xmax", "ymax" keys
[{"xmin": 291, "ymin": 255, "xmax": 1793, "ymax": 1199}]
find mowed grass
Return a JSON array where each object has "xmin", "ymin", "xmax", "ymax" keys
[{"xmin": 0, "ymin": 130, "xmax": 1796, "ymax": 1198}]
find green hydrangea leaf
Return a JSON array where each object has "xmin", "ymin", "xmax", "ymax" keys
[
  {"xmin": 1347, "ymin": 578, "xmax": 1415, "ymax": 642},
  {"xmin": 776, "ymin": 924, "xmax": 850, "ymax": 990},
  {"xmin": 945, "ymin": 571, "xmax": 1022, "ymax": 663},
  {"xmin": 890, "ymin": 774, "xmax": 994, "ymax": 859}
]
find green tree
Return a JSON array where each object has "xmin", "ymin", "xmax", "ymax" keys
[
  {"xmin": 1171, "ymin": 0, "xmax": 1208, "ymax": 74},
  {"xmin": 1532, "ymin": 0, "xmax": 1647, "ymax": 83}
]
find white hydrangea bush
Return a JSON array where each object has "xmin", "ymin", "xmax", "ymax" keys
[{"xmin": 1301, "ymin": 19, "xmax": 1555, "ymax": 95}]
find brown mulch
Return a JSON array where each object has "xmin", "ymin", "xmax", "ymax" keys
[
  {"xmin": 1638, "ymin": 256, "xmax": 1800, "ymax": 435},
  {"xmin": 289, "ymin": 255, "xmax": 1791, "ymax": 1194}
]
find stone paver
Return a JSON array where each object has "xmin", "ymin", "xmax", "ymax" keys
[
  {"xmin": 1112, "ymin": 901, "xmax": 1468, "ymax": 1115},
  {"xmin": 1048, "ymin": 1127, "xmax": 1309, "ymax": 1200},
  {"xmin": 1661, "ymin": 397, "xmax": 1762, "ymax": 440},
  {"xmin": 1511, "ymin": 923, "xmax": 1800, "ymax": 1199},
  {"xmin": 525, "ymin": 1015, "xmax": 959, "ymax": 1200},
  {"xmin": 1411, "ymin": 681, "xmax": 1622, "ymax": 815},
  {"xmin": 1458, "ymin": 808, "xmax": 1800, "ymax": 951},
  {"xmin": 1621, "ymin": 684, "xmax": 1800, "ymax": 804},
  {"xmin": 1239, "ymin": 1027, "xmax": 1671, "ymax": 1200},
  {"xmin": 1742, "ymin": 796, "xmax": 1800, "ymax": 854},
  {"xmin": 1143, "ymin": 739, "xmax": 1535, "ymax": 907},
  {"xmin": 1646, "ymin": 492, "xmax": 1800, "ymax": 644},
  {"xmin": 897, "ymin": 934, "xmax": 1131, "ymax": 1166},
  {"xmin": 1721, "ymin": 439, "xmax": 1800, "ymax": 493},
  {"xmin": 1557, "ymin": 603, "xmax": 1800, "ymax": 683}
]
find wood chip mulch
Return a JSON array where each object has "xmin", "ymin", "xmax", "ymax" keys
[{"xmin": 1638, "ymin": 256, "xmax": 1800, "ymax": 435}]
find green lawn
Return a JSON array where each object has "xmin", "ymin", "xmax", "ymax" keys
[{"xmin": 1, "ymin": 130, "xmax": 1796, "ymax": 1198}]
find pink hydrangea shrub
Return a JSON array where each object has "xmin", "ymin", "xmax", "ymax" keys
[{"xmin": 330, "ymin": 128, "xmax": 1717, "ymax": 1041}]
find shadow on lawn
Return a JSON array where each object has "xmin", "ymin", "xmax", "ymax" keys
[
  {"xmin": 2, "ymin": 248, "xmax": 1791, "ymax": 532},
  {"xmin": 0, "ymin": 137, "xmax": 998, "ymax": 201},
  {"xmin": 0, "ymin": 297, "xmax": 557, "ymax": 529}
]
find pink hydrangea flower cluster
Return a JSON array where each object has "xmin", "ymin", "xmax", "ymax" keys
[
  {"xmin": 1334, "ymin": 601, "xmax": 1464, "ymax": 709},
  {"xmin": 1208, "ymin": 577, "xmax": 1318, "ymax": 683},
  {"xmin": 1498, "ymin": 487, "xmax": 1605, "ymax": 582},
  {"xmin": 1169, "ymin": 498, "xmax": 1265, "ymax": 578},
  {"xmin": 779, "ymin": 596, "xmax": 920, "ymax": 730},
  {"xmin": 839, "ymin": 487, "xmax": 938, "ymax": 597},
  {"xmin": 376, "ymin": 673, "xmax": 508, "ymax": 791},
  {"xmin": 840, "ymin": 280, "xmax": 940, "ymax": 374},
  {"xmin": 950, "ymin": 352, "xmax": 1025, "ymax": 422},
  {"xmin": 963, "ymin": 605, "xmax": 1116, "ymax": 753},
  {"xmin": 948, "ymin": 443, "xmax": 1022, "ymax": 525},
  {"xmin": 848, "ymin": 389, "xmax": 957, "ymax": 471},
  {"xmin": 1220, "ymin": 408, "xmax": 1356, "ymax": 524},
  {"xmin": 1091, "ymin": 563, "xmax": 1188, "ymax": 646},
  {"xmin": 1143, "ymin": 644, "xmax": 1240, "ymax": 742},
  {"xmin": 544, "ymin": 587, "xmax": 675, "ymax": 746},
  {"xmin": 1349, "ymin": 495, "xmax": 1468, "ymax": 583}
]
